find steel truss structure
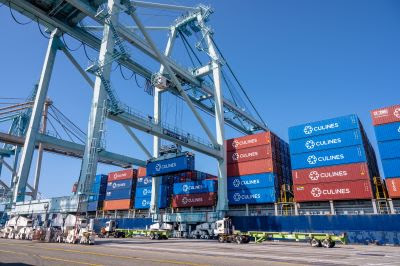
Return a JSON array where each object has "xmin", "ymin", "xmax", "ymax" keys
[{"xmin": 1, "ymin": 0, "xmax": 267, "ymax": 216}]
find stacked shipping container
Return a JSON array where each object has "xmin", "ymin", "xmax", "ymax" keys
[
  {"xmin": 289, "ymin": 115, "xmax": 379, "ymax": 202},
  {"xmin": 371, "ymin": 104, "xmax": 400, "ymax": 198},
  {"xmin": 103, "ymin": 169, "xmax": 137, "ymax": 210},
  {"xmin": 226, "ymin": 131, "xmax": 292, "ymax": 205},
  {"xmin": 172, "ymin": 179, "xmax": 217, "ymax": 208},
  {"xmin": 87, "ymin": 174, "xmax": 107, "ymax": 211}
]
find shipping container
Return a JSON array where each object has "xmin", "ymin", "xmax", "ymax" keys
[
  {"xmin": 293, "ymin": 180, "xmax": 373, "ymax": 202},
  {"xmin": 108, "ymin": 169, "xmax": 137, "ymax": 182},
  {"xmin": 88, "ymin": 194, "xmax": 105, "ymax": 202},
  {"xmin": 147, "ymin": 154, "xmax": 195, "ymax": 176},
  {"xmin": 291, "ymin": 145, "xmax": 367, "ymax": 170},
  {"xmin": 105, "ymin": 188, "xmax": 134, "ymax": 200},
  {"xmin": 377, "ymin": 140, "xmax": 400, "ymax": 160},
  {"xmin": 103, "ymin": 199, "xmax": 132, "ymax": 210},
  {"xmin": 172, "ymin": 192, "xmax": 216, "ymax": 208},
  {"xmin": 94, "ymin": 174, "xmax": 108, "ymax": 184},
  {"xmin": 135, "ymin": 186, "xmax": 152, "ymax": 197},
  {"xmin": 173, "ymin": 180, "xmax": 217, "ymax": 195},
  {"xmin": 374, "ymin": 122, "xmax": 400, "ymax": 142},
  {"xmin": 370, "ymin": 104, "xmax": 400, "ymax": 126},
  {"xmin": 227, "ymin": 173, "xmax": 277, "ymax": 191},
  {"xmin": 381, "ymin": 158, "xmax": 400, "ymax": 178},
  {"xmin": 227, "ymin": 158, "xmax": 275, "ymax": 177},
  {"xmin": 87, "ymin": 200, "xmax": 103, "ymax": 212},
  {"xmin": 134, "ymin": 196, "xmax": 169, "ymax": 209},
  {"xmin": 289, "ymin": 114, "xmax": 360, "ymax": 140},
  {"xmin": 292, "ymin": 162, "xmax": 371, "ymax": 185},
  {"xmin": 385, "ymin": 178, "xmax": 400, "ymax": 198},
  {"xmin": 226, "ymin": 132, "xmax": 273, "ymax": 152},
  {"xmin": 228, "ymin": 187, "xmax": 277, "ymax": 205},
  {"xmin": 136, "ymin": 176, "xmax": 153, "ymax": 187},
  {"xmin": 289, "ymin": 129, "xmax": 363, "ymax": 155},
  {"xmin": 107, "ymin": 179, "xmax": 134, "ymax": 191},
  {"xmin": 137, "ymin": 167, "xmax": 146, "ymax": 177},
  {"xmin": 227, "ymin": 145, "xmax": 272, "ymax": 164}
]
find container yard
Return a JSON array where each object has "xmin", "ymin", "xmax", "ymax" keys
[{"xmin": 1, "ymin": 0, "xmax": 400, "ymax": 265}]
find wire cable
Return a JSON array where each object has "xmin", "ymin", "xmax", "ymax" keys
[
  {"xmin": 119, "ymin": 64, "xmax": 134, "ymax": 80},
  {"xmin": 83, "ymin": 43, "xmax": 95, "ymax": 62},
  {"xmin": 9, "ymin": 3, "xmax": 32, "ymax": 25},
  {"xmin": 36, "ymin": 18, "xmax": 50, "ymax": 39},
  {"xmin": 61, "ymin": 34, "xmax": 83, "ymax": 52},
  {"xmin": 136, "ymin": 74, "xmax": 143, "ymax": 89}
]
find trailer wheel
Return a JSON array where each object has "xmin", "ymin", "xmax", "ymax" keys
[
  {"xmin": 243, "ymin": 236, "xmax": 250, "ymax": 243},
  {"xmin": 310, "ymin": 238, "xmax": 322, "ymax": 247},
  {"xmin": 155, "ymin": 233, "xmax": 161, "ymax": 240},
  {"xmin": 329, "ymin": 241, "xmax": 335, "ymax": 248},
  {"xmin": 235, "ymin": 235, "xmax": 243, "ymax": 244},
  {"xmin": 218, "ymin": 236, "xmax": 225, "ymax": 243},
  {"xmin": 150, "ymin": 233, "xmax": 155, "ymax": 240},
  {"xmin": 322, "ymin": 239, "xmax": 332, "ymax": 248},
  {"xmin": 162, "ymin": 235, "xmax": 168, "ymax": 240}
]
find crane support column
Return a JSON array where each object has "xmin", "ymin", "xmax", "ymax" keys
[
  {"xmin": 150, "ymin": 26, "xmax": 177, "ymax": 215},
  {"xmin": 78, "ymin": 0, "xmax": 120, "ymax": 194},
  {"xmin": 13, "ymin": 29, "xmax": 60, "ymax": 202}
]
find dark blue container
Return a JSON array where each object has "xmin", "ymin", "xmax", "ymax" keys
[
  {"xmin": 288, "ymin": 114, "xmax": 360, "ymax": 140},
  {"xmin": 378, "ymin": 140, "xmax": 400, "ymax": 160},
  {"xmin": 146, "ymin": 154, "xmax": 194, "ymax": 176},
  {"xmin": 107, "ymin": 179, "xmax": 134, "ymax": 191},
  {"xmin": 136, "ymin": 176, "xmax": 153, "ymax": 187},
  {"xmin": 94, "ymin": 174, "xmax": 108, "ymax": 184},
  {"xmin": 291, "ymin": 145, "xmax": 367, "ymax": 170},
  {"xmin": 289, "ymin": 129, "xmax": 363, "ymax": 155},
  {"xmin": 91, "ymin": 182, "xmax": 107, "ymax": 194},
  {"xmin": 87, "ymin": 201, "xmax": 102, "ymax": 212},
  {"xmin": 88, "ymin": 194, "xmax": 105, "ymax": 202},
  {"xmin": 227, "ymin": 173, "xmax": 276, "ymax": 191},
  {"xmin": 228, "ymin": 187, "xmax": 277, "ymax": 205},
  {"xmin": 105, "ymin": 188, "xmax": 133, "ymax": 200},
  {"xmin": 173, "ymin": 180, "xmax": 217, "ymax": 195},
  {"xmin": 134, "ymin": 185, "xmax": 170, "ymax": 209},
  {"xmin": 375, "ymin": 122, "xmax": 400, "ymax": 142},
  {"xmin": 381, "ymin": 158, "xmax": 400, "ymax": 178}
]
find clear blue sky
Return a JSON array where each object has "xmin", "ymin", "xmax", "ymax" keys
[{"xmin": 0, "ymin": 0, "xmax": 399, "ymax": 198}]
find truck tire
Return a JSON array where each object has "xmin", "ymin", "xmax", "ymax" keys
[
  {"xmin": 310, "ymin": 238, "xmax": 322, "ymax": 247},
  {"xmin": 244, "ymin": 236, "xmax": 250, "ymax": 243},
  {"xmin": 322, "ymin": 239, "xmax": 332, "ymax": 248},
  {"xmin": 155, "ymin": 233, "xmax": 161, "ymax": 240},
  {"xmin": 218, "ymin": 236, "xmax": 225, "ymax": 243},
  {"xmin": 329, "ymin": 241, "xmax": 335, "ymax": 248},
  {"xmin": 150, "ymin": 233, "xmax": 155, "ymax": 240},
  {"xmin": 235, "ymin": 235, "xmax": 243, "ymax": 244}
]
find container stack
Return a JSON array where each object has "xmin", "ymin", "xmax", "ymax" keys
[
  {"xmin": 289, "ymin": 114, "xmax": 379, "ymax": 202},
  {"xmin": 371, "ymin": 104, "xmax": 400, "ymax": 199},
  {"xmin": 226, "ymin": 131, "xmax": 292, "ymax": 205},
  {"xmin": 103, "ymin": 169, "xmax": 137, "ymax": 211},
  {"xmin": 172, "ymin": 178, "xmax": 217, "ymax": 208},
  {"xmin": 87, "ymin": 174, "xmax": 107, "ymax": 212}
]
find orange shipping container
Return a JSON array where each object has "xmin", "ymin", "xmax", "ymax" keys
[
  {"xmin": 227, "ymin": 158, "xmax": 275, "ymax": 177},
  {"xmin": 227, "ymin": 145, "xmax": 273, "ymax": 164},
  {"xmin": 108, "ymin": 169, "xmax": 137, "ymax": 181},
  {"xmin": 103, "ymin": 199, "xmax": 132, "ymax": 210},
  {"xmin": 226, "ymin": 132, "xmax": 274, "ymax": 152},
  {"xmin": 385, "ymin": 178, "xmax": 400, "ymax": 198},
  {"xmin": 137, "ymin": 167, "xmax": 146, "ymax": 177}
]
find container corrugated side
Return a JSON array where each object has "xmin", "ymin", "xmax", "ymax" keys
[
  {"xmin": 289, "ymin": 129, "xmax": 363, "ymax": 155},
  {"xmin": 107, "ymin": 179, "xmax": 134, "ymax": 191},
  {"xmin": 385, "ymin": 178, "xmax": 400, "ymax": 198},
  {"xmin": 381, "ymin": 158, "xmax": 400, "ymax": 178},
  {"xmin": 370, "ymin": 104, "xmax": 400, "ymax": 126},
  {"xmin": 105, "ymin": 188, "xmax": 134, "ymax": 200},
  {"xmin": 374, "ymin": 122, "xmax": 400, "ymax": 142},
  {"xmin": 173, "ymin": 180, "xmax": 217, "ymax": 195},
  {"xmin": 226, "ymin": 132, "xmax": 273, "ymax": 152},
  {"xmin": 227, "ymin": 145, "xmax": 273, "ymax": 164},
  {"xmin": 147, "ymin": 154, "xmax": 195, "ymax": 176},
  {"xmin": 288, "ymin": 114, "xmax": 360, "ymax": 140},
  {"xmin": 290, "ymin": 145, "xmax": 367, "ymax": 170},
  {"xmin": 108, "ymin": 169, "xmax": 137, "ymax": 182},
  {"xmin": 227, "ymin": 158, "xmax": 275, "ymax": 177},
  {"xmin": 292, "ymin": 162, "xmax": 371, "ymax": 185},
  {"xmin": 227, "ymin": 173, "xmax": 276, "ymax": 190},
  {"xmin": 377, "ymin": 140, "xmax": 400, "ymax": 160},
  {"xmin": 293, "ymin": 180, "xmax": 373, "ymax": 202},
  {"xmin": 172, "ymin": 192, "xmax": 217, "ymax": 207},
  {"xmin": 228, "ymin": 187, "xmax": 277, "ymax": 205},
  {"xmin": 103, "ymin": 199, "xmax": 132, "ymax": 210}
]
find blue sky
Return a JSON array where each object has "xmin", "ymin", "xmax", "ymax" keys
[{"xmin": 0, "ymin": 0, "xmax": 399, "ymax": 198}]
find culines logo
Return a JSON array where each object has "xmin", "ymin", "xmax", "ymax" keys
[
  {"xmin": 182, "ymin": 184, "xmax": 189, "ymax": 192},
  {"xmin": 309, "ymin": 171, "xmax": 319, "ymax": 181},
  {"xmin": 233, "ymin": 179, "xmax": 240, "ymax": 188},
  {"xmin": 155, "ymin": 163, "xmax": 161, "ymax": 172},
  {"xmin": 394, "ymin": 108, "xmax": 400, "ymax": 118},
  {"xmin": 182, "ymin": 197, "xmax": 188, "ymax": 205},
  {"xmin": 232, "ymin": 140, "xmax": 240, "ymax": 148},
  {"xmin": 305, "ymin": 140, "xmax": 315, "ymax": 150},
  {"xmin": 144, "ymin": 178, "xmax": 149, "ymax": 185},
  {"xmin": 143, "ymin": 188, "xmax": 150, "ymax": 196},
  {"xmin": 304, "ymin": 126, "xmax": 313, "ymax": 135},
  {"xmin": 142, "ymin": 199, "xmax": 147, "ymax": 206},
  {"xmin": 307, "ymin": 155, "xmax": 318, "ymax": 165},
  {"xmin": 311, "ymin": 187, "xmax": 322, "ymax": 198},
  {"xmin": 232, "ymin": 153, "xmax": 239, "ymax": 161},
  {"xmin": 233, "ymin": 193, "xmax": 241, "ymax": 202}
]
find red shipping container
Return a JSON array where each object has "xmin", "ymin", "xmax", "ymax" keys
[
  {"xmin": 294, "ymin": 180, "xmax": 373, "ymax": 202},
  {"xmin": 227, "ymin": 158, "xmax": 275, "ymax": 177},
  {"xmin": 103, "ymin": 199, "xmax": 132, "ymax": 210},
  {"xmin": 292, "ymin": 163, "xmax": 371, "ymax": 185},
  {"xmin": 226, "ymin": 132, "xmax": 274, "ymax": 152},
  {"xmin": 137, "ymin": 167, "xmax": 146, "ymax": 177},
  {"xmin": 385, "ymin": 178, "xmax": 400, "ymax": 198},
  {"xmin": 108, "ymin": 169, "xmax": 137, "ymax": 181},
  {"xmin": 172, "ymin": 193, "xmax": 217, "ymax": 208},
  {"xmin": 370, "ymin": 104, "xmax": 400, "ymax": 126},
  {"xmin": 227, "ymin": 145, "xmax": 272, "ymax": 164}
]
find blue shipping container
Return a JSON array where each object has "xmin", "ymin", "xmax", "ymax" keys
[
  {"xmin": 107, "ymin": 179, "xmax": 134, "ymax": 191},
  {"xmin": 288, "ymin": 114, "xmax": 360, "ymax": 140},
  {"xmin": 136, "ymin": 176, "xmax": 153, "ymax": 187},
  {"xmin": 105, "ymin": 188, "xmax": 133, "ymax": 200},
  {"xmin": 87, "ymin": 201, "xmax": 102, "ymax": 212},
  {"xmin": 94, "ymin": 174, "xmax": 108, "ymax": 184},
  {"xmin": 289, "ymin": 129, "xmax": 363, "ymax": 155},
  {"xmin": 146, "ymin": 155, "xmax": 194, "ymax": 176},
  {"xmin": 135, "ymin": 186, "xmax": 152, "ymax": 197},
  {"xmin": 134, "ymin": 196, "xmax": 168, "ymax": 209},
  {"xmin": 228, "ymin": 173, "xmax": 276, "ymax": 191},
  {"xmin": 88, "ymin": 194, "xmax": 105, "ymax": 202},
  {"xmin": 228, "ymin": 187, "xmax": 277, "ymax": 205},
  {"xmin": 173, "ymin": 180, "xmax": 217, "ymax": 195},
  {"xmin": 375, "ymin": 122, "xmax": 400, "ymax": 142},
  {"xmin": 91, "ymin": 183, "xmax": 107, "ymax": 194},
  {"xmin": 378, "ymin": 140, "xmax": 400, "ymax": 160},
  {"xmin": 382, "ymin": 158, "xmax": 400, "ymax": 178},
  {"xmin": 291, "ymin": 145, "xmax": 367, "ymax": 170}
]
